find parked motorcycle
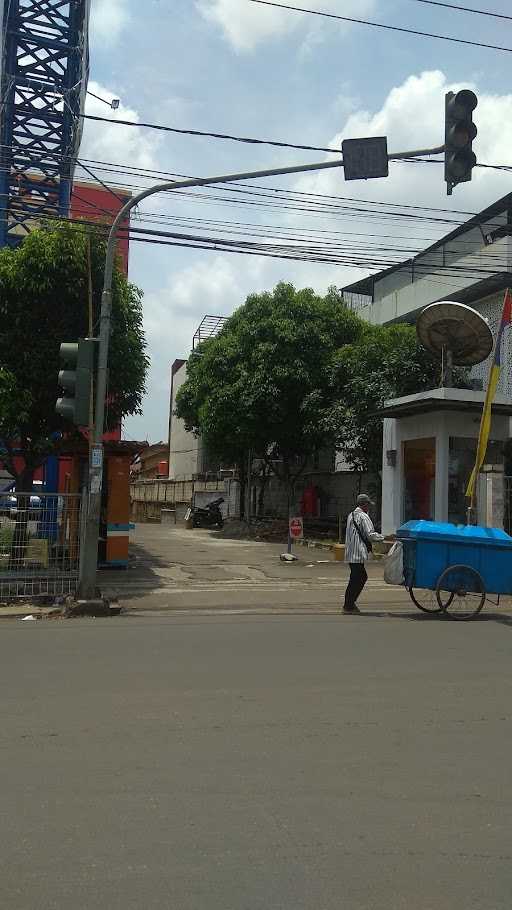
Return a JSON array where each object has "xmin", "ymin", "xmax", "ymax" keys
[{"xmin": 191, "ymin": 497, "xmax": 224, "ymax": 529}]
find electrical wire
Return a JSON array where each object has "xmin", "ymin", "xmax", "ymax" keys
[
  {"xmin": 76, "ymin": 159, "xmax": 127, "ymax": 207},
  {"xmin": 406, "ymin": 0, "xmax": 512, "ymax": 21},
  {"xmin": 247, "ymin": 0, "xmax": 512, "ymax": 52},
  {"xmin": 79, "ymin": 112, "xmax": 341, "ymax": 154},
  {"xmin": 8, "ymin": 202, "xmax": 512, "ymax": 287},
  {"xmin": 2, "ymin": 142, "xmax": 478, "ymax": 222},
  {"xmin": 4, "ymin": 143, "xmax": 512, "ymax": 274},
  {"xmin": 2, "ymin": 133, "xmax": 512, "ymax": 180}
]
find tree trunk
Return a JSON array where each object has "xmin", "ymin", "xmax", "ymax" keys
[
  {"xmin": 238, "ymin": 459, "xmax": 246, "ymax": 521},
  {"xmin": 257, "ymin": 479, "xmax": 266, "ymax": 517},
  {"xmin": 8, "ymin": 467, "xmax": 34, "ymax": 570},
  {"xmin": 256, "ymin": 462, "xmax": 270, "ymax": 517},
  {"xmin": 284, "ymin": 460, "xmax": 294, "ymax": 554}
]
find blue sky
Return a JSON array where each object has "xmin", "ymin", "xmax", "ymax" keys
[{"xmin": 84, "ymin": 0, "xmax": 512, "ymax": 441}]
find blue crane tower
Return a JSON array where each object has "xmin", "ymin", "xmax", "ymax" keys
[{"xmin": 0, "ymin": 0, "xmax": 90, "ymax": 247}]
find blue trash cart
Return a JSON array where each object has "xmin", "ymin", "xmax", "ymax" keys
[{"xmin": 396, "ymin": 521, "xmax": 512, "ymax": 620}]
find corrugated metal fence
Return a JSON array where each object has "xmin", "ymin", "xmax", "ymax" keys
[{"xmin": 130, "ymin": 479, "xmax": 229, "ymax": 522}]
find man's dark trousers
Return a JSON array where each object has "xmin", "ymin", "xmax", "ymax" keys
[{"xmin": 344, "ymin": 563, "xmax": 368, "ymax": 610}]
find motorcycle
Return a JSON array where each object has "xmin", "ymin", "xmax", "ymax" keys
[{"xmin": 191, "ymin": 497, "xmax": 224, "ymax": 529}]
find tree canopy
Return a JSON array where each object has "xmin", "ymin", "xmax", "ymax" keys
[
  {"xmin": 329, "ymin": 322, "xmax": 466, "ymax": 475},
  {"xmin": 176, "ymin": 282, "xmax": 363, "ymax": 486},
  {"xmin": 176, "ymin": 283, "xmax": 465, "ymax": 490},
  {"xmin": 0, "ymin": 222, "xmax": 148, "ymax": 484}
]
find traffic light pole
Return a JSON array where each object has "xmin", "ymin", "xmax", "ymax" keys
[{"xmin": 77, "ymin": 142, "xmax": 445, "ymax": 600}]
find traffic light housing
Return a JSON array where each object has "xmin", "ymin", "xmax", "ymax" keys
[
  {"xmin": 444, "ymin": 90, "xmax": 477, "ymax": 195},
  {"xmin": 55, "ymin": 339, "xmax": 96, "ymax": 426}
]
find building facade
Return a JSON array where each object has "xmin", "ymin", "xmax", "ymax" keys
[
  {"xmin": 342, "ymin": 193, "xmax": 512, "ymax": 531},
  {"xmin": 168, "ymin": 360, "xmax": 205, "ymax": 481}
]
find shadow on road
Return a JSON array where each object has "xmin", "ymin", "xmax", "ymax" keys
[
  {"xmin": 363, "ymin": 610, "xmax": 512, "ymax": 626},
  {"xmin": 98, "ymin": 542, "xmax": 170, "ymax": 603}
]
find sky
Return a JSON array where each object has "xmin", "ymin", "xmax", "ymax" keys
[{"xmin": 82, "ymin": 0, "xmax": 512, "ymax": 442}]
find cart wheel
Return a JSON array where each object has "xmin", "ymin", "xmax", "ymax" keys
[
  {"xmin": 408, "ymin": 587, "xmax": 446, "ymax": 613},
  {"xmin": 436, "ymin": 564, "xmax": 485, "ymax": 620}
]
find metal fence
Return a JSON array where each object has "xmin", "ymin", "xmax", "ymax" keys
[{"xmin": 0, "ymin": 492, "xmax": 82, "ymax": 601}]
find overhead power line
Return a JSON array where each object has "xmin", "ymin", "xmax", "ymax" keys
[
  {"xmin": 406, "ymin": 0, "xmax": 512, "ymax": 21},
  {"xmin": 247, "ymin": 0, "xmax": 512, "ymax": 53},
  {"xmin": 77, "ymin": 159, "xmax": 127, "ymax": 206},
  {"xmin": 11, "ymin": 202, "xmax": 509, "ymax": 276},
  {"xmin": 0, "ymin": 147, "xmax": 482, "ymax": 228},
  {"xmin": 81, "ymin": 113, "xmax": 339, "ymax": 155},
  {"xmin": 74, "ymin": 116, "xmax": 512, "ymax": 176}
]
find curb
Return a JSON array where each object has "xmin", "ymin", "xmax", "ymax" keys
[{"xmin": 0, "ymin": 608, "xmax": 61, "ymax": 620}]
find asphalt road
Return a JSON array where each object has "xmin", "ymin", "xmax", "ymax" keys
[{"xmin": 2, "ymin": 613, "xmax": 512, "ymax": 909}]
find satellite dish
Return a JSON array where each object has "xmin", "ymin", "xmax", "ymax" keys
[{"xmin": 417, "ymin": 301, "xmax": 493, "ymax": 386}]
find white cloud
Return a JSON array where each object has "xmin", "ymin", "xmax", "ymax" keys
[
  {"xmin": 89, "ymin": 0, "xmax": 129, "ymax": 46},
  {"xmin": 126, "ymin": 70, "xmax": 512, "ymax": 440},
  {"xmin": 80, "ymin": 80, "xmax": 160, "ymax": 172},
  {"xmin": 125, "ymin": 256, "xmax": 267, "ymax": 440},
  {"xmin": 197, "ymin": 0, "xmax": 376, "ymax": 52},
  {"xmin": 295, "ymin": 70, "xmax": 512, "ymax": 294},
  {"xmin": 303, "ymin": 70, "xmax": 512, "ymax": 209}
]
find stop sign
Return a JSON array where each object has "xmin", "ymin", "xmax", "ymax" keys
[{"xmin": 289, "ymin": 517, "xmax": 304, "ymax": 540}]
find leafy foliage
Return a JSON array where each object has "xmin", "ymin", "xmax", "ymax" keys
[
  {"xmin": 176, "ymin": 282, "xmax": 364, "ymax": 486},
  {"xmin": 0, "ymin": 223, "xmax": 148, "ymax": 483},
  {"xmin": 0, "ymin": 368, "xmax": 31, "ymax": 431},
  {"xmin": 330, "ymin": 323, "xmax": 467, "ymax": 474},
  {"xmin": 177, "ymin": 284, "xmax": 468, "ymax": 492}
]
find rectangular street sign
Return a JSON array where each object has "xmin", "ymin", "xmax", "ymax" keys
[
  {"xmin": 91, "ymin": 445, "xmax": 103, "ymax": 470},
  {"xmin": 342, "ymin": 136, "xmax": 389, "ymax": 181}
]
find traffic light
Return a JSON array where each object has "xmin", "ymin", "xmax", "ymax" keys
[
  {"xmin": 55, "ymin": 339, "xmax": 96, "ymax": 426},
  {"xmin": 444, "ymin": 89, "xmax": 477, "ymax": 195}
]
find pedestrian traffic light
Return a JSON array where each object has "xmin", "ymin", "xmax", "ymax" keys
[
  {"xmin": 444, "ymin": 89, "xmax": 478, "ymax": 195},
  {"xmin": 55, "ymin": 339, "xmax": 96, "ymax": 426}
]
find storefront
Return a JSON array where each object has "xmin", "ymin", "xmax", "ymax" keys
[{"xmin": 380, "ymin": 388, "xmax": 512, "ymax": 534}]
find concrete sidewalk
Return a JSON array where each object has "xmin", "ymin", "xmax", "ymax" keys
[
  {"xmin": 96, "ymin": 522, "xmax": 512, "ymax": 617},
  {"xmin": 4, "ymin": 522, "xmax": 511, "ymax": 619},
  {"xmin": 96, "ymin": 522, "xmax": 401, "ymax": 614}
]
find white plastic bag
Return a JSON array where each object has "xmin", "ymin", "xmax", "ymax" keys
[{"xmin": 384, "ymin": 541, "xmax": 404, "ymax": 586}]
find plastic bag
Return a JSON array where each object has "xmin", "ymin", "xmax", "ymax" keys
[{"xmin": 383, "ymin": 541, "xmax": 404, "ymax": 586}]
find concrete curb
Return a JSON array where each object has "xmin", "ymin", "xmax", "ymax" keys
[
  {"xmin": 0, "ymin": 603, "xmax": 123, "ymax": 620},
  {"xmin": 0, "ymin": 607, "xmax": 61, "ymax": 620}
]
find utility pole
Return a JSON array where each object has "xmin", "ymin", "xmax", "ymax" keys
[{"xmin": 77, "ymin": 140, "xmax": 446, "ymax": 600}]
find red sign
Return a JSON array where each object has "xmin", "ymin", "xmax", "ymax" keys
[{"xmin": 289, "ymin": 517, "xmax": 304, "ymax": 539}]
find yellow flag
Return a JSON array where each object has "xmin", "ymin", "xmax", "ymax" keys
[{"xmin": 466, "ymin": 289, "xmax": 512, "ymax": 503}]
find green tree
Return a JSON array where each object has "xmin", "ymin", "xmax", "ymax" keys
[
  {"xmin": 0, "ymin": 222, "xmax": 148, "ymax": 490},
  {"xmin": 176, "ymin": 282, "xmax": 364, "ymax": 515},
  {"xmin": 330, "ymin": 322, "xmax": 467, "ymax": 477}
]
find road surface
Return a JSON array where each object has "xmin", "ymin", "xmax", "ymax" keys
[
  {"xmin": 100, "ymin": 523, "xmax": 414, "ymax": 613},
  {"xmin": 2, "ymin": 611, "xmax": 512, "ymax": 909}
]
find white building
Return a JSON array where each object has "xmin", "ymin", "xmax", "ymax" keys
[
  {"xmin": 342, "ymin": 193, "xmax": 512, "ymax": 532},
  {"xmin": 167, "ymin": 358, "xmax": 205, "ymax": 481}
]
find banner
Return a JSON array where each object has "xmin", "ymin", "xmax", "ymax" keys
[{"xmin": 466, "ymin": 288, "xmax": 512, "ymax": 503}]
